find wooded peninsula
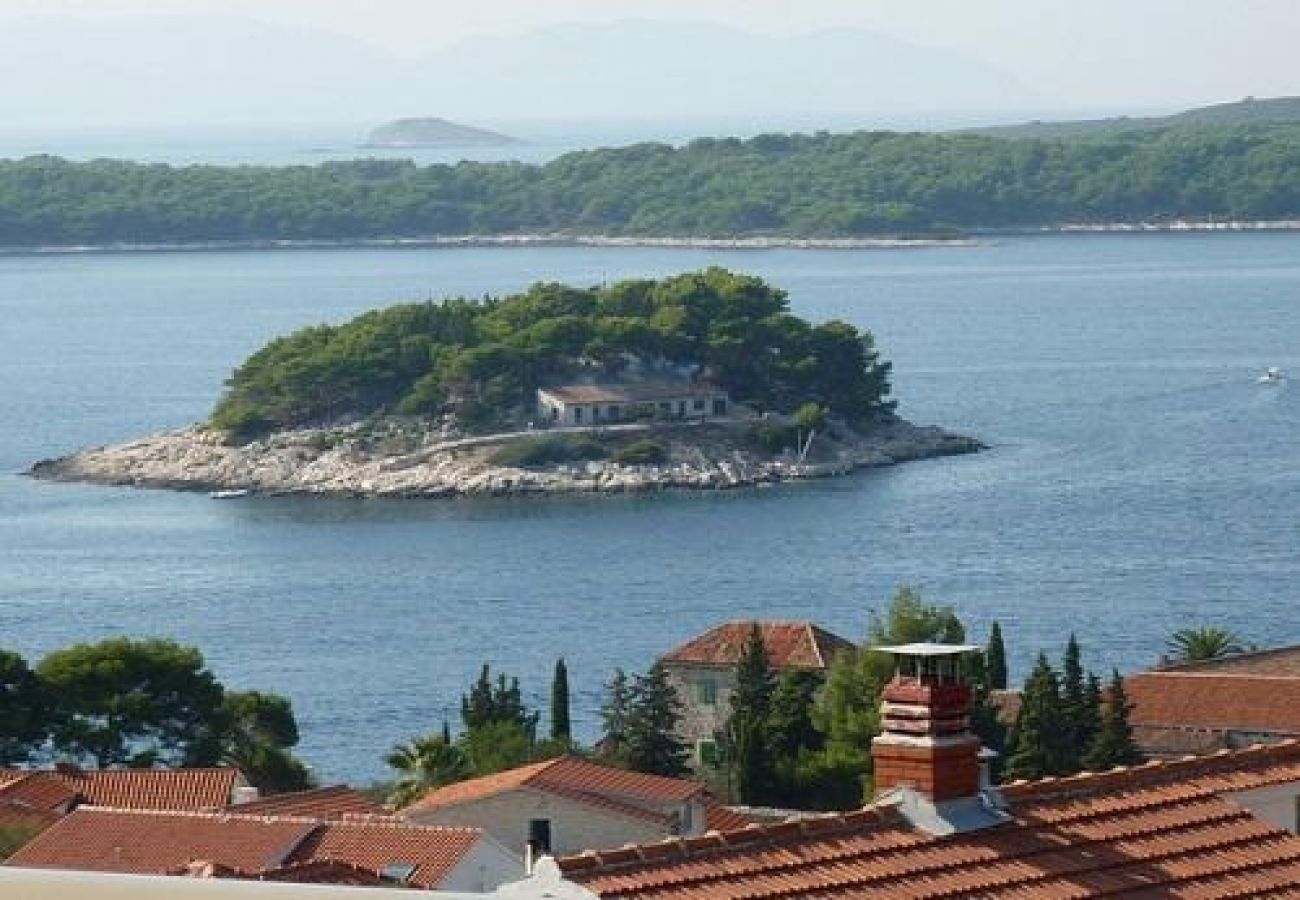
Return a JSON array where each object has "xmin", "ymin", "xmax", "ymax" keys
[{"xmin": 3, "ymin": 123, "xmax": 1300, "ymax": 246}]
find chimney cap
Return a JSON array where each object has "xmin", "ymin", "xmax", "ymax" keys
[{"xmin": 872, "ymin": 643, "xmax": 981, "ymax": 657}]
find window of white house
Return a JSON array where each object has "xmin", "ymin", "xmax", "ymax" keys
[
  {"xmin": 696, "ymin": 739, "xmax": 721, "ymax": 767},
  {"xmin": 695, "ymin": 679, "xmax": 717, "ymax": 705},
  {"xmin": 693, "ymin": 398, "xmax": 705, "ymax": 411},
  {"xmin": 573, "ymin": 407, "xmax": 583, "ymax": 423}
]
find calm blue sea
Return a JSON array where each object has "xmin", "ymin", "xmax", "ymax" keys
[{"xmin": 3, "ymin": 234, "xmax": 1299, "ymax": 783}]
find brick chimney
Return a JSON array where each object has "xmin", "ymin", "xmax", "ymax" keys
[{"xmin": 871, "ymin": 643, "xmax": 983, "ymax": 803}]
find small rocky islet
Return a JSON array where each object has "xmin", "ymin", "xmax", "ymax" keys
[
  {"xmin": 28, "ymin": 270, "xmax": 984, "ymax": 498},
  {"xmin": 28, "ymin": 415, "xmax": 982, "ymax": 498}
]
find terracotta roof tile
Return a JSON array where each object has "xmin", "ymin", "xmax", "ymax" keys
[
  {"xmin": 1127, "ymin": 672, "xmax": 1300, "ymax": 734},
  {"xmin": 5, "ymin": 807, "xmax": 314, "ymax": 875},
  {"xmin": 0, "ymin": 766, "xmax": 240, "ymax": 811},
  {"xmin": 0, "ymin": 773, "xmax": 79, "ymax": 815},
  {"xmin": 660, "ymin": 621, "xmax": 854, "ymax": 671},
  {"xmin": 559, "ymin": 741, "xmax": 1300, "ymax": 899},
  {"xmin": 283, "ymin": 818, "xmax": 484, "ymax": 889},
  {"xmin": 3, "ymin": 806, "xmax": 490, "ymax": 889},
  {"xmin": 224, "ymin": 785, "xmax": 384, "ymax": 820},
  {"xmin": 1159, "ymin": 644, "xmax": 1300, "ymax": 677},
  {"xmin": 403, "ymin": 755, "xmax": 702, "ymax": 820},
  {"xmin": 703, "ymin": 802, "xmax": 755, "ymax": 833}
]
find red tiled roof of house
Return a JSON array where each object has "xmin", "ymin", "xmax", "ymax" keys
[
  {"xmin": 6, "ymin": 807, "xmax": 315, "ymax": 875},
  {"xmin": 558, "ymin": 741, "xmax": 1300, "ymax": 899},
  {"xmin": 283, "ymin": 818, "xmax": 484, "ymax": 889},
  {"xmin": 660, "ymin": 621, "xmax": 854, "ymax": 671},
  {"xmin": 4, "ymin": 807, "xmax": 491, "ymax": 889},
  {"xmin": 1127, "ymin": 671, "xmax": 1300, "ymax": 734},
  {"xmin": 224, "ymin": 785, "xmax": 384, "ymax": 820},
  {"xmin": 0, "ymin": 773, "xmax": 79, "ymax": 815},
  {"xmin": 1158, "ymin": 644, "xmax": 1300, "ymax": 677},
  {"xmin": 403, "ymin": 756, "xmax": 703, "ymax": 820},
  {"xmin": 0, "ymin": 766, "xmax": 241, "ymax": 811},
  {"xmin": 701, "ymin": 802, "xmax": 754, "ymax": 833}
]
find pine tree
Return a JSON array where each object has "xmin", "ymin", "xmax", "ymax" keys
[
  {"xmin": 727, "ymin": 624, "xmax": 777, "ymax": 804},
  {"xmin": 986, "ymin": 622, "xmax": 1008, "ymax": 691},
  {"xmin": 624, "ymin": 662, "xmax": 688, "ymax": 777},
  {"xmin": 1078, "ymin": 672, "xmax": 1103, "ymax": 761},
  {"xmin": 1084, "ymin": 670, "xmax": 1143, "ymax": 771},
  {"xmin": 550, "ymin": 658, "xmax": 571, "ymax": 744},
  {"xmin": 599, "ymin": 668, "xmax": 631, "ymax": 761},
  {"xmin": 1004, "ymin": 653, "xmax": 1070, "ymax": 780},
  {"xmin": 1060, "ymin": 634, "xmax": 1086, "ymax": 771}
]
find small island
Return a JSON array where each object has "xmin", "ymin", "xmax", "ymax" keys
[
  {"xmin": 361, "ymin": 117, "xmax": 517, "ymax": 149},
  {"xmin": 30, "ymin": 270, "xmax": 982, "ymax": 498}
]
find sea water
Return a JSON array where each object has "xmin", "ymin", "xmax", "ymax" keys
[{"xmin": 2, "ymin": 233, "xmax": 1298, "ymax": 782}]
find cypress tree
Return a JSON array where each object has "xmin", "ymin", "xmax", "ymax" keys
[
  {"xmin": 986, "ymin": 622, "xmax": 1008, "ymax": 691},
  {"xmin": 550, "ymin": 658, "xmax": 571, "ymax": 744},
  {"xmin": 1060, "ymin": 634, "xmax": 1086, "ymax": 771},
  {"xmin": 599, "ymin": 668, "xmax": 631, "ymax": 761},
  {"xmin": 1084, "ymin": 670, "xmax": 1143, "ymax": 771},
  {"xmin": 1004, "ymin": 653, "xmax": 1070, "ymax": 780},
  {"xmin": 624, "ymin": 662, "xmax": 688, "ymax": 777},
  {"xmin": 727, "ymin": 624, "xmax": 777, "ymax": 804},
  {"xmin": 1078, "ymin": 672, "xmax": 1103, "ymax": 761}
]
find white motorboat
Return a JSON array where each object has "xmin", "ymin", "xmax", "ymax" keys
[
  {"xmin": 1258, "ymin": 366, "xmax": 1284, "ymax": 384},
  {"xmin": 209, "ymin": 488, "xmax": 250, "ymax": 499}
]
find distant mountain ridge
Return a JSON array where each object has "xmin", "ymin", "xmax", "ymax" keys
[
  {"xmin": 362, "ymin": 118, "xmax": 517, "ymax": 149},
  {"xmin": 963, "ymin": 96, "xmax": 1300, "ymax": 139}
]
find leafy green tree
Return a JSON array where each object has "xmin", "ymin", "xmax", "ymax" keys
[
  {"xmin": 1084, "ymin": 670, "xmax": 1144, "ymax": 771},
  {"xmin": 37, "ymin": 638, "xmax": 225, "ymax": 768},
  {"xmin": 623, "ymin": 663, "xmax": 688, "ymax": 777},
  {"xmin": 1166, "ymin": 627, "xmax": 1246, "ymax": 663},
  {"xmin": 218, "ymin": 691, "xmax": 313, "ymax": 793},
  {"xmin": 386, "ymin": 731, "xmax": 470, "ymax": 808},
  {"xmin": 764, "ymin": 670, "xmax": 827, "ymax": 808},
  {"xmin": 985, "ymin": 622, "xmax": 1008, "ymax": 691},
  {"xmin": 868, "ymin": 586, "xmax": 966, "ymax": 647},
  {"xmin": 1004, "ymin": 654, "xmax": 1071, "ymax": 781},
  {"xmin": 460, "ymin": 663, "xmax": 539, "ymax": 739},
  {"xmin": 550, "ymin": 658, "xmax": 571, "ymax": 745},
  {"xmin": 0, "ymin": 650, "xmax": 45, "ymax": 765},
  {"xmin": 461, "ymin": 720, "xmax": 536, "ymax": 777}
]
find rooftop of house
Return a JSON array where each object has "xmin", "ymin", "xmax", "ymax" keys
[
  {"xmin": 1159, "ymin": 644, "xmax": 1300, "ymax": 677},
  {"xmin": 0, "ymin": 765, "xmax": 241, "ymax": 812},
  {"xmin": 402, "ymin": 756, "xmax": 704, "ymax": 822},
  {"xmin": 1127, "ymin": 670, "xmax": 1300, "ymax": 734},
  {"xmin": 222, "ymin": 785, "xmax": 384, "ymax": 820},
  {"xmin": 4, "ymin": 806, "xmax": 494, "ymax": 890},
  {"xmin": 538, "ymin": 382, "xmax": 725, "ymax": 405},
  {"xmin": 659, "ymin": 621, "xmax": 855, "ymax": 672},
  {"xmin": 557, "ymin": 740, "xmax": 1300, "ymax": 899}
]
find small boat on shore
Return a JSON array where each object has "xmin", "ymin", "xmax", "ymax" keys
[
  {"xmin": 209, "ymin": 488, "xmax": 250, "ymax": 499},
  {"xmin": 1258, "ymin": 366, "xmax": 1284, "ymax": 384}
]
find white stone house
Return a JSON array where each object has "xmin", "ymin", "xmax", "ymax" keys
[
  {"xmin": 536, "ymin": 383, "xmax": 730, "ymax": 427},
  {"xmin": 399, "ymin": 756, "xmax": 714, "ymax": 858}
]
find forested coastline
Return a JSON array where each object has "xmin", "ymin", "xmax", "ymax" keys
[{"xmin": 3, "ymin": 124, "xmax": 1300, "ymax": 246}]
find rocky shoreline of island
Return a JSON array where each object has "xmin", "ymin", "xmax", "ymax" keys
[{"xmin": 28, "ymin": 416, "xmax": 984, "ymax": 499}]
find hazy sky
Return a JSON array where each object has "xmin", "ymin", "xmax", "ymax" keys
[{"xmin": 1, "ymin": 0, "xmax": 1297, "ymax": 110}]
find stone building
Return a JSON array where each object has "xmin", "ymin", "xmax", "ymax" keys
[
  {"xmin": 657, "ymin": 621, "xmax": 854, "ymax": 765},
  {"xmin": 536, "ymin": 383, "xmax": 730, "ymax": 427}
]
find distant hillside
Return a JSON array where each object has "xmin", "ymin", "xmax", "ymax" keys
[
  {"xmin": 964, "ymin": 96, "xmax": 1300, "ymax": 139},
  {"xmin": 362, "ymin": 118, "xmax": 517, "ymax": 149}
]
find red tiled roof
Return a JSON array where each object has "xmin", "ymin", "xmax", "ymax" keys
[
  {"xmin": 559, "ymin": 741, "xmax": 1300, "ymax": 899},
  {"xmin": 284, "ymin": 818, "xmax": 484, "ymax": 889},
  {"xmin": 4, "ymin": 807, "xmax": 489, "ymax": 889},
  {"xmin": 702, "ymin": 802, "xmax": 754, "ymax": 833},
  {"xmin": 1128, "ymin": 672, "xmax": 1300, "ymax": 734},
  {"xmin": 403, "ymin": 756, "xmax": 703, "ymax": 820},
  {"xmin": 6, "ymin": 807, "xmax": 315, "ymax": 875},
  {"xmin": 1159, "ymin": 644, "xmax": 1300, "ymax": 677},
  {"xmin": 0, "ymin": 766, "xmax": 240, "ymax": 811},
  {"xmin": 224, "ymin": 785, "xmax": 384, "ymax": 820},
  {"xmin": 659, "ymin": 621, "xmax": 854, "ymax": 671},
  {"xmin": 0, "ymin": 773, "xmax": 79, "ymax": 815}
]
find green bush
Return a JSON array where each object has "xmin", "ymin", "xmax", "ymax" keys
[
  {"xmin": 747, "ymin": 422, "xmax": 798, "ymax": 455},
  {"xmin": 613, "ymin": 440, "xmax": 668, "ymax": 465},
  {"xmin": 489, "ymin": 434, "xmax": 608, "ymax": 468}
]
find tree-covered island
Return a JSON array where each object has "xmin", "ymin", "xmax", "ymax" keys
[
  {"xmin": 30, "ymin": 270, "xmax": 981, "ymax": 497},
  {"xmin": 2, "ymin": 122, "xmax": 1300, "ymax": 246}
]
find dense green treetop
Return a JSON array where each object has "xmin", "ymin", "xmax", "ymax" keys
[
  {"xmin": 2, "ymin": 123, "xmax": 1300, "ymax": 246},
  {"xmin": 209, "ymin": 269, "xmax": 893, "ymax": 438}
]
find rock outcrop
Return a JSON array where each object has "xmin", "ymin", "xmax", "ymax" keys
[{"xmin": 29, "ymin": 418, "xmax": 983, "ymax": 499}]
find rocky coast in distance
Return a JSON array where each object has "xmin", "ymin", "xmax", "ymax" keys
[{"xmin": 28, "ymin": 415, "xmax": 983, "ymax": 499}]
